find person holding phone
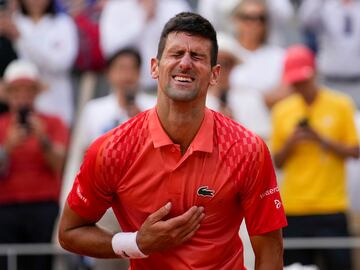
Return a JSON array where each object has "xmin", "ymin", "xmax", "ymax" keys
[
  {"xmin": 271, "ymin": 45, "xmax": 359, "ymax": 269},
  {"xmin": 0, "ymin": 59, "xmax": 68, "ymax": 270}
]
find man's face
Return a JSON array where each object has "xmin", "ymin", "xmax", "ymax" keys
[
  {"xmin": 107, "ymin": 54, "xmax": 140, "ymax": 93},
  {"xmin": 151, "ymin": 32, "xmax": 220, "ymax": 102},
  {"xmin": 6, "ymin": 81, "xmax": 38, "ymax": 111}
]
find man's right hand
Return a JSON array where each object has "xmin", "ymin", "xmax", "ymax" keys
[{"xmin": 136, "ymin": 202, "xmax": 205, "ymax": 255}]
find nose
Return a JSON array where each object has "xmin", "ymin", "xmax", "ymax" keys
[{"xmin": 179, "ymin": 53, "xmax": 192, "ymax": 71}]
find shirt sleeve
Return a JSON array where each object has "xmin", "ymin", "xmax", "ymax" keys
[
  {"xmin": 67, "ymin": 135, "xmax": 114, "ymax": 221},
  {"xmin": 239, "ymin": 138, "xmax": 287, "ymax": 236}
]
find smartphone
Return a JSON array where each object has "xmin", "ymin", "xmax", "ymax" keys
[
  {"xmin": 18, "ymin": 107, "xmax": 31, "ymax": 129},
  {"xmin": 298, "ymin": 118, "xmax": 309, "ymax": 128}
]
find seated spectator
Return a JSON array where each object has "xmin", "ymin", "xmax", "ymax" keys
[
  {"xmin": 227, "ymin": 0, "xmax": 291, "ymax": 139},
  {"xmin": 12, "ymin": 0, "xmax": 78, "ymax": 125},
  {"xmin": 206, "ymin": 32, "xmax": 240, "ymax": 119},
  {"xmin": 271, "ymin": 45, "xmax": 359, "ymax": 270},
  {"xmin": 0, "ymin": 60, "xmax": 68, "ymax": 270},
  {"xmin": 100, "ymin": 0, "xmax": 190, "ymax": 92},
  {"xmin": 79, "ymin": 47, "xmax": 156, "ymax": 148},
  {"xmin": 299, "ymin": 0, "xmax": 360, "ymax": 108}
]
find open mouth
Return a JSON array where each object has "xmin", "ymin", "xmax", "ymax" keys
[{"xmin": 172, "ymin": 75, "xmax": 195, "ymax": 83}]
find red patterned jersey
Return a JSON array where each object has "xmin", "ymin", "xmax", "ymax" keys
[{"xmin": 68, "ymin": 107, "xmax": 287, "ymax": 270}]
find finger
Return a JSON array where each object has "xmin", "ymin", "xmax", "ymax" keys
[
  {"xmin": 181, "ymin": 224, "xmax": 201, "ymax": 244},
  {"xmin": 166, "ymin": 206, "xmax": 204, "ymax": 229},
  {"xmin": 147, "ymin": 202, "xmax": 172, "ymax": 224},
  {"xmin": 178, "ymin": 213, "xmax": 205, "ymax": 239}
]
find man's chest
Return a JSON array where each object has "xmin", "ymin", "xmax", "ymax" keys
[{"xmin": 112, "ymin": 147, "xmax": 242, "ymax": 225}]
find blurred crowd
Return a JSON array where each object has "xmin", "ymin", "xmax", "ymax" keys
[{"xmin": 0, "ymin": 0, "xmax": 360, "ymax": 270}]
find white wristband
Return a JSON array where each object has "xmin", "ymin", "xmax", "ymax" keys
[{"xmin": 111, "ymin": 231, "xmax": 148, "ymax": 259}]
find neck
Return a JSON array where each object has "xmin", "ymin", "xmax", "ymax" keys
[
  {"xmin": 156, "ymin": 95, "xmax": 205, "ymax": 154},
  {"xmin": 301, "ymin": 84, "xmax": 318, "ymax": 105},
  {"xmin": 238, "ymin": 36, "xmax": 261, "ymax": 51},
  {"xmin": 30, "ymin": 14, "xmax": 43, "ymax": 23}
]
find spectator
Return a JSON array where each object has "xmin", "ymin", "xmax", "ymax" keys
[
  {"xmin": 228, "ymin": 0, "xmax": 291, "ymax": 139},
  {"xmin": 12, "ymin": 0, "xmax": 78, "ymax": 125},
  {"xmin": 61, "ymin": 0, "xmax": 106, "ymax": 72},
  {"xmin": 100, "ymin": 0, "xmax": 190, "ymax": 92},
  {"xmin": 0, "ymin": 60, "xmax": 68, "ymax": 270},
  {"xmin": 206, "ymin": 32, "xmax": 239, "ymax": 119},
  {"xmin": 79, "ymin": 47, "xmax": 156, "ymax": 148},
  {"xmin": 198, "ymin": 0, "xmax": 295, "ymax": 47},
  {"xmin": 271, "ymin": 45, "xmax": 359, "ymax": 270},
  {"xmin": 299, "ymin": 0, "xmax": 360, "ymax": 108}
]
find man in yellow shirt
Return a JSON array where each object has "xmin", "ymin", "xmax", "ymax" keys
[{"xmin": 271, "ymin": 45, "xmax": 359, "ymax": 270}]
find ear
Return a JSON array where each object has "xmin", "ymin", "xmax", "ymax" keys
[
  {"xmin": 209, "ymin": 64, "xmax": 221, "ymax": 86},
  {"xmin": 150, "ymin": 58, "xmax": 159, "ymax": 79}
]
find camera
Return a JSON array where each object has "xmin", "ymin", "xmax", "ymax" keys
[{"xmin": 18, "ymin": 107, "xmax": 31, "ymax": 130}]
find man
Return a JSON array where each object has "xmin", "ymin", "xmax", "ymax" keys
[
  {"xmin": 0, "ymin": 59, "xmax": 68, "ymax": 270},
  {"xmin": 271, "ymin": 45, "xmax": 359, "ymax": 269},
  {"xmin": 59, "ymin": 12, "xmax": 287, "ymax": 269}
]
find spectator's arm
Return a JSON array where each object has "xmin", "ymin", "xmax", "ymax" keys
[
  {"xmin": 250, "ymin": 229, "xmax": 284, "ymax": 270},
  {"xmin": 15, "ymin": 15, "xmax": 78, "ymax": 73},
  {"xmin": 29, "ymin": 114, "xmax": 68, "ymax": 173}
]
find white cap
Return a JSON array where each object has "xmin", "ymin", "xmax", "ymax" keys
[
  {"xmin": 217, "ymin": 32, "xmax": 241, "ymax": 63},
  {"xmin": 4, "ymin": 60, "xmax": 40, "ymax": 85}
]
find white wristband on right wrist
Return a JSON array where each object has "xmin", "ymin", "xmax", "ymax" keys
[{"xmin": 111, "ymin": 231, "xmax": 148, "ymax": 259}]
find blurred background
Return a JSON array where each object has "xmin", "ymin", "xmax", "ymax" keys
[{"xmin": 0, "ymin": 0, "xmax": 360, "ymax": 269}]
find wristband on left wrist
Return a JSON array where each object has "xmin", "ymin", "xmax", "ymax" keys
[{"xmin": 112, "ymin": 231, "xmax": 148, "ymax": 259}]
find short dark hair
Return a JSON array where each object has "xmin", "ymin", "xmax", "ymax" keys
[
  {"xmin": 106, "ymin": 47, "xmax": 142, "ymax": 70},
  {"xmin": 18, "ymin": 0, "xmax": 57, "ymax": 16},
  {"xmin": 156, "ymin": 12, "xmax": 218, "ymax": 67}
]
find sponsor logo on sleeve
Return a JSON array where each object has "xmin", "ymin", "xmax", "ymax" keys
[
  {"xmin": 76, "ymin": 185, "xmax": 88, "ymax": 204},
  {"xmin": 259, "ymin": 187, "xmax": 280, "ymax": 199},
  {"xmin": 274, "ymin": 199, "xmax": 282, "ymax": 209}
]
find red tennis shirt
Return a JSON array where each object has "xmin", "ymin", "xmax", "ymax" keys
[{"xmin": 68, "ymin": 107, "xmax": 287, "ymax": 270}]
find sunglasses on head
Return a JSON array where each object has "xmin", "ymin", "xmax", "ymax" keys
[{"xmin": 236, "ymin": 13, "xmax": 267, "ymax": 23}]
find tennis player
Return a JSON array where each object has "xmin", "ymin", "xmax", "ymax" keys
[{"xmin": 59, "ymin": 12, "xmax": 287, "ymax": 270}]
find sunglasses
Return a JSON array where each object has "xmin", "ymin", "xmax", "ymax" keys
[{"xmin": 236, "ymin": 13, "xmax": 268, "ymax": 23}]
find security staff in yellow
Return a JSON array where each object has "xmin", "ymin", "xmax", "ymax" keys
[{"xmin": 271, "ymin": 45, "xmax": 359, "ymax": 270}]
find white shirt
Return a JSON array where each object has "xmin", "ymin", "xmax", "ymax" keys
[
  {"xmin": 79, "ymin": 92, "xmax": 156, "ymax": 148},
  {"xmin": 198, "ymin": 0, "xmax": 295, "ymax": 47},
  {"xmin": 100, "ymin": 0, "xmax": 190, "ymax": 90},
  {"xmin": 14, "ymin": 13, "xmax": 78, "ymax": 125},
  {"xmin": 299, "ymin": 0, "xmax": 360, "ymax": 77},
  {"xmin": 228, "ymin": 45, "xmax": 284, "ymax": 139}
]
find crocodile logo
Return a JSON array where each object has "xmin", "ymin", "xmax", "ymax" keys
[{"xmin": 197, "ymin": 186, "xmax": 215, "ymax": 197}]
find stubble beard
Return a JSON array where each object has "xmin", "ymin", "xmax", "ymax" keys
[{"xmin": 164, "ymin": 83, "xmax": 200, "ymax": 102}]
